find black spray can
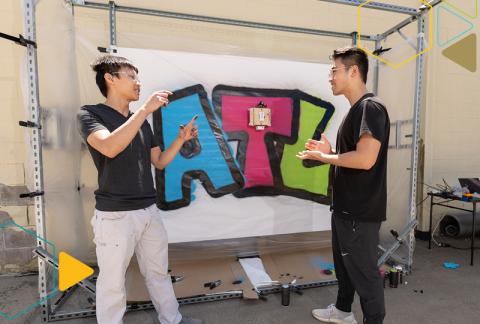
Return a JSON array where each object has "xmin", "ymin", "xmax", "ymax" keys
[
  {"xmin": 281, "ymin": 284, "xmax": 290, "ymax": 306},
  {"xmin": 389, "ymin": 270, "xmax": 399, "ymax": 288}
]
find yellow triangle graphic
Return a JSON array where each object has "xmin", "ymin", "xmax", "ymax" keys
[
  {"xmin": 59, "ymin": 251, "xmax": 94, "ymax": 291},
  {"xmin": 442, "ymin": 34, "xmax": 477, "ymax": 72}
]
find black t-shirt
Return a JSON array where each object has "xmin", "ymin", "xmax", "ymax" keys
[
  {"xmin": 76, "ymin": 104, "xmax": 159, "ymax": 211},
  {"xmin": 331, "ymin": 93, "xmax": 390, "ymax": 222}
]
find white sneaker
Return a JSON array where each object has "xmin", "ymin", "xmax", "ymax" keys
[{"xmin": 312, "ymin": 304, "xmax": 357, "ymax": 324}]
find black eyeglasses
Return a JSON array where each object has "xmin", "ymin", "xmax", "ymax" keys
[
  {"xmin": 329, "ymin": 66, "xmax": 351, "ymax": 77},
  {"xmin": 111, "ymin": 71, "xmax": 140, "ymax": 83}
]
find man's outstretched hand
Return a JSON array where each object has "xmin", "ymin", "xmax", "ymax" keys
[
  {"xmin": 304, "ymin": 134, "xmax": 332, "ymax": 154},
  {"xmin": 296, "ymin": 150, "xmax": 324, "ymax": 161}
]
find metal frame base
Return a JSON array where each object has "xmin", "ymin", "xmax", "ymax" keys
[
  {"xmin": 48, "ymin": 291, "xmax": 245, "ymax": 321},
  {"xmin": 34, "ymin": 246, "xmax": 337, "ymax": 321}
]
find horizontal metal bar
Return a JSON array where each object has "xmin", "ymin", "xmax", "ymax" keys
[
  {"xmin": 319, "ymin": 0, "xmax": 418, "ymax": 15},
  {"xmin": 49, "ymin": 309, "xmax": 96, "ymax": 321},
  {"xmin": 424, "ymin": 0, "xmax": 443, "ymax": 10},
  {"xmin": 179, "ymin": 291, "xmax": 243, "ymax": 305},
  {"xmin": 258, "ymin": 279, "xmax": 338, "ymax": 295},
  {"xmin": 379, "ymin": 0, "xmax": 442, "ymax": 40},
  {"xmin": 49, "ymin": 291, "xmax": 244, "ymax": 321},
  {"xmin": 71, "ymin": 1, "xmax": 374, "ymax": 41}
]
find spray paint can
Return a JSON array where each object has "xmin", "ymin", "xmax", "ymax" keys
[
  {"xmin": 395, "ymin": 266, "xmax": 403, "ymax": 284},
  {"xmin": 379, "ymin": 268, "xmax": 387, "ymax": 288},
  {"xmin": 389, "ymin": 269, "xmax": 399, "ymax": 288},
  {"xmin": 281, "ymin": 284, "xmax": 290, "ymax": 306}
]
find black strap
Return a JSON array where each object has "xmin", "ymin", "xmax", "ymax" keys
[
  {"xmin": 373, "ymin": 47, "xmax": 391, "ymax": 56},
  {"xmin": 19, "ymin": 191, "xmax": 44, "ymax": 198},
  {"xmin": 97, "ymin": 46, "xmax": 117, "ymax": 53},
  {"xmin": 0, "ymin": 32, "xmax": 37, "ymax": 48},
  {"xmin": 19, "ymin": 120, "xmax": 41, "ymax": 129}
]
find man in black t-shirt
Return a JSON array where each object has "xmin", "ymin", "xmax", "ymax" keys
[
  {"xmin": 298, "ymin": 47, "xmax": 389, "ymax": 324},
  {"xmin": 77, "ymin": 55, "xmax": 202, "ymax": 324}
]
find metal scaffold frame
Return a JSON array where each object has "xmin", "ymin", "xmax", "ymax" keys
[{"xmin": 18, "ymin": 0, "xmax": 441, "ymax": 321}]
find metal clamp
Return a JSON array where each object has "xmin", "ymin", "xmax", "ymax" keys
[
  {"xmin": 97, "ymin": 46, "xmax": 118, "ymax": 53},
  {"xmin": 19, "ymin": 191, "xmax": 44, "ymax": 198},
  {"xmin": 0, "ymin": 32, "xmax": 37, "ymax": 48},
  {"xmin": 389, "ymin": 119, "xmax": 413, "ymax": 150},
  {"xmin": 377, "ymin": 219, "xmax": 418, "ymax": 267},
  {"xmin": 19, "ymin": 120, "xmax": 41, "ymax": 129}
]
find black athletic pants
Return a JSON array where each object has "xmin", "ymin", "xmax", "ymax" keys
[{"xmin": 332, "ymin": 214, "xmax": 385, "ymax": 324}]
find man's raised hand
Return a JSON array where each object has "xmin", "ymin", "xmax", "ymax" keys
[
  {"xmin": 142, "ymin": 90, "xmax": 173, "ymax": 114},
  {"xmin": 179, "ymin": 115, "xmax": 199, "ymax": 141}
]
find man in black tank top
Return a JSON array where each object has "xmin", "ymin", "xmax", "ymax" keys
[{"xmin": 298, "ymin": 47, "xmax": 389, "ymax": 324}]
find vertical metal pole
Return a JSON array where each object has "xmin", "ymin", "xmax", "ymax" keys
[
  {"xmin": 351, "ymin": 31, "xmax": 358, "ymax": 46},
  {"xmin": 428, "ymin": 194, "xmax": 433, "ymax": 249},
  {"xmin": 373, "ymin": 39, "xmax": 380, "ymax": 95},
  {"xmin": 471, "ymin": 203, "xmax": 476, "ymax": 266},
  {"xmin": 407, "ymin": 15, "xmax": 426, "ymax": 270},
  {"xmin": 109, "ymin": 1, "xmax": 117, "ymax": 47},
  {"xmin": 23, "ymin": 0, "xmax": 50, "ymax": 321},
  {"xmin": 395, "ymin": 120, "xmax": 401, "ymax": 149}
]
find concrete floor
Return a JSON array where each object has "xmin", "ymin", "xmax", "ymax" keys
[{"xmin": 1, "ymin": 239, "xmax": 480, "ymax": 324}]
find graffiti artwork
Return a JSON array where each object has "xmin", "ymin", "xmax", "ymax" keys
[{"xmin": 153, "ymin": 84, "xmax": 335, "ymax": 210}]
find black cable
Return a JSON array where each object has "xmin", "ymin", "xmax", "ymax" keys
[
  {"xmin": 421, "ymin": 181, "xmax": 449, "ymax": 193},
  {"xmin": 421, "ymin": 182, "xmax": 438, "ymax": 191},
  {"xmin": 416, "ymin": 195, "xmax": 429, "ymax": 207},
  {"xmin": 443, "ymin": 178, "xmax": 454, "ymax": 192},
  {"xmin": 448, "ymin": 245, "xmax": 480, "ymax": 250},
  {"xmin": 407, "ymin": 182, "xmax": 437, "ymax": 208},
  {"xmin": 435, "ymin": 241, "xmax": 480, "ymax": 250}
]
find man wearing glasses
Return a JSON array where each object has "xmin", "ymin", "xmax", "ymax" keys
[
  {"xmin": 297, "ymin": 47, "xmax": 390, "ymax": 324},
  {"xmin": 77, "ymin": 55, "xmax": 202, "ymax": 324}
]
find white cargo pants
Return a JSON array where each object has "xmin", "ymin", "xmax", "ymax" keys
[{"xmin": 91, "ymin": 204, "xmax": 182, "ymax": 324}]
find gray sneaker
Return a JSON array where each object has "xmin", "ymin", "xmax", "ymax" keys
[
  {"xmin": 179, "ymin": 317, "xmax": 204, "ymax": 324},
  {"xmin": 312, "ymin": 304, "xmax": 357, "ymax": 324}
]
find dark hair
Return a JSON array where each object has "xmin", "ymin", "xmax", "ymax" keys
[
  {"xmin": 331, "ymin": 46, "xmax": 369, "ymax": 83},
  {"xmin": 90, "ymin": 55, "xmax": 138, "ymax": 97}
]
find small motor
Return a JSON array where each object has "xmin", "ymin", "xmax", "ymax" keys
[{"xmin": 248, "ymin": 101, "xmax": 271, "ymax": 131}]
